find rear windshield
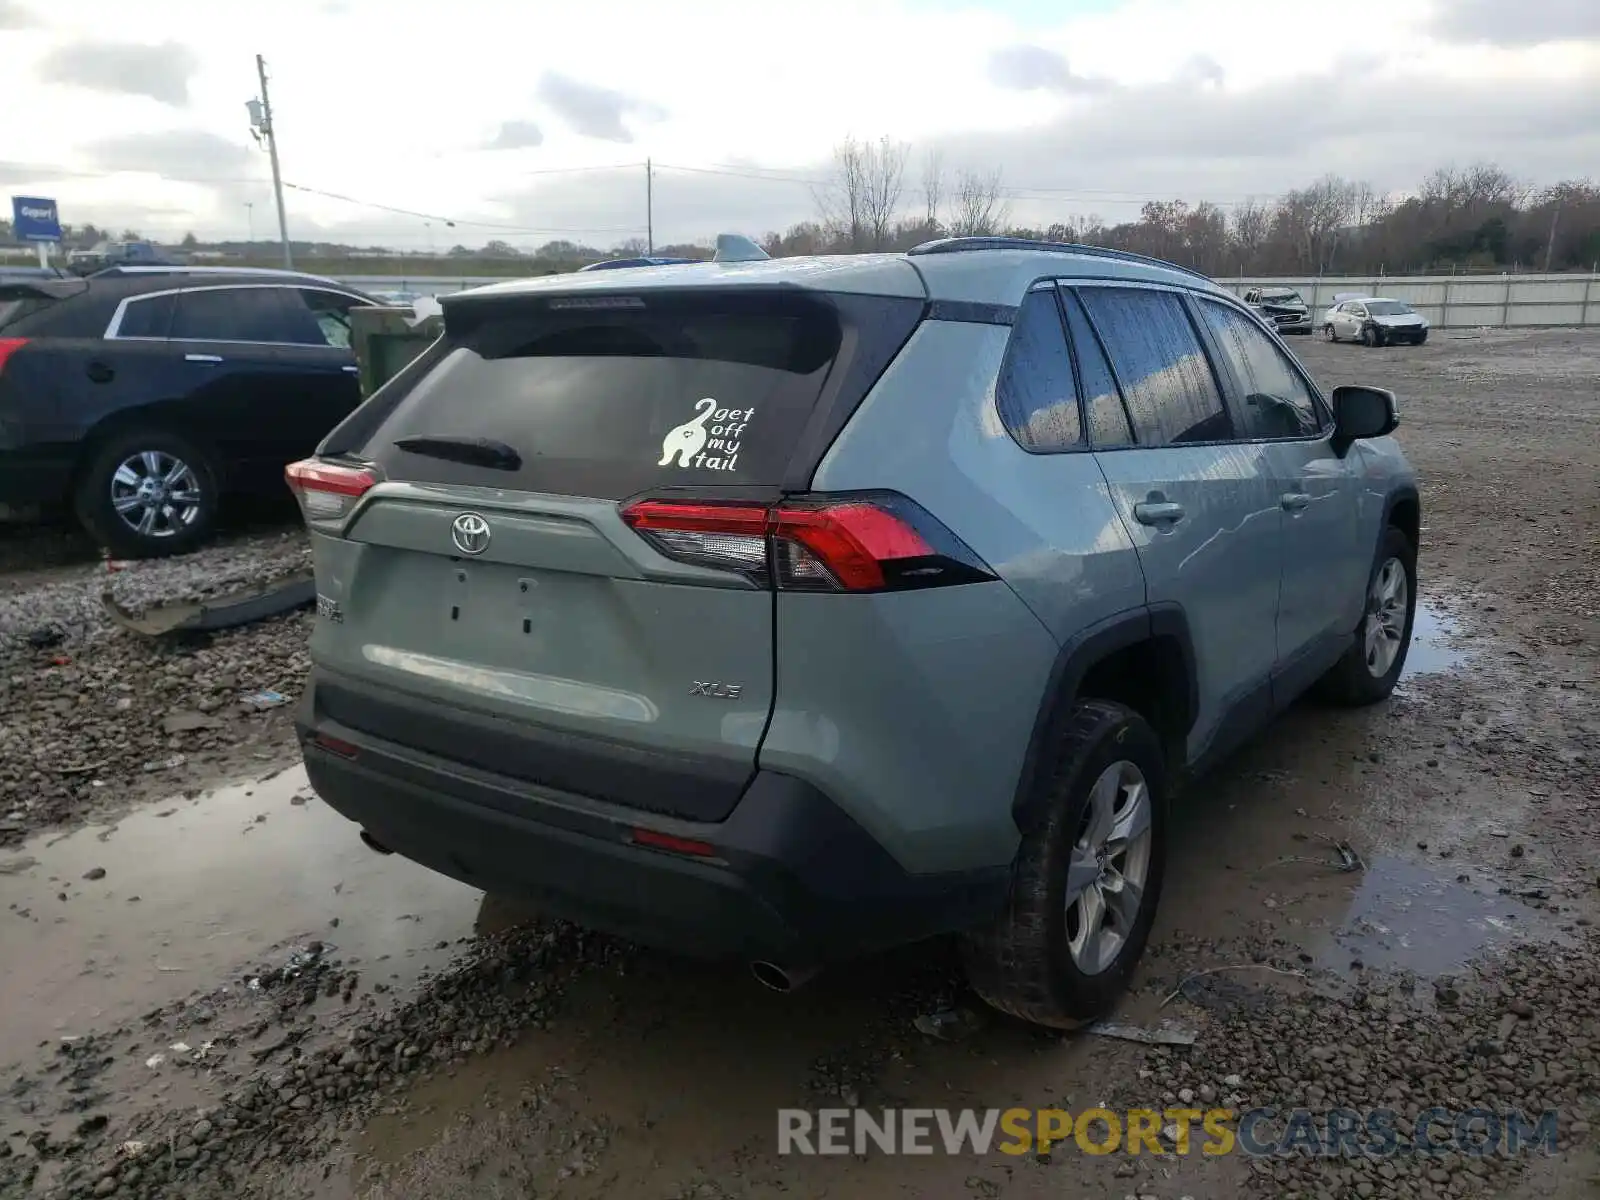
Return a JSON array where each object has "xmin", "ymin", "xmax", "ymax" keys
[{"xmin": 362, "ymin": 291, "xmax": 846, "ymax": 498}]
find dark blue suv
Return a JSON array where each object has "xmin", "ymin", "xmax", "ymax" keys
[{"xmin": 0, "ymin": 267, "xmax": 379, "ymax": 556}]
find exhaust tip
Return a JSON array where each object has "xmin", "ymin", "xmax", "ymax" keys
[
  {"xmin": 358, "ymin": 829, "xmax": 393, "ymax": 855},
  {"xmin": 750, "ymin": 960, "xmax": 816, "ymax": 993}
]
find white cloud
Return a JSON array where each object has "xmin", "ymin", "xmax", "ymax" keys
[
  {"xmin": 0, "ymin": 0, "xmax": 1593, "ymax": 247},
  {"xmin": 38, "ymin": 38, "xmax": 198, "ymax": 105},
  {"xmin": 486, "ymin": 120, "xmax": 545, "ymax": 151}
]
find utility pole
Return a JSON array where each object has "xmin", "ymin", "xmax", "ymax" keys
[
  {"xmin": 1543, "ymin": 203, "xmax": 1561, "ymax": 274},
  {"xmin": 645, "ymin": 158, "xmax": 654, "ymax": 254},
  {"xmin": 250, "ymin": 55, "xmax": 292, "ymax": 270}
]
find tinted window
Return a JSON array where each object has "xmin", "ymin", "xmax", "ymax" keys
[
  {"xmin": 171, "ymin": 287, "xmax": 301, "ymax": 342},
  {"xmin": 0, "ymin": 297, "xmax": 53, "ymax": 332},
  {"xmin": 995, "ymin": 289, "xmax": 1081, "ymax": 452},
  {"xmin": 1366, "ymin": 300, "xmax": 1413, "ymax": 316},
  {"xmin": 364, "ymin": 292, "xmax": 846, "ymax": 499},
  {"xmin": 1079, "ymin": 287, "xmax": 1231, "ymax": 446},
  {"xmin": 116, "ymin": 293, "xmax": 176, "ymax": 338},
  {"xmin": 1197, "ymin": 299, "xmax": 1323, "ymax": 439},
  {"xmin": 1060, "ymin": 289, "xmax": 1133, "ymax": 448}
]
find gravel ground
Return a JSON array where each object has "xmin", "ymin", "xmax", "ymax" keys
[
  {"xmin": 0, "ymin": 327, "xmax": 1596, "ymax": 1200},
  {"xmin": 0, "ymin": 525, "xmax": 312, "ymax": 848}
]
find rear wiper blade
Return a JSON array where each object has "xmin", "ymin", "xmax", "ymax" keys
[{"xmin": 392, "ymin": 434, "xmax": 522, "ymax": 471}]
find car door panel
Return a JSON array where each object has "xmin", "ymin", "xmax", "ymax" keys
[
  {"xmin": 270, "ymin": 344, "xmax": 363, "ymax": 460},
  {"xmin": 160, "ymin": 339, "xmax": 292, "ymax": 484},
  {"xmin": 1072, "ymin": 284, "xmax": 1283, "ymax": 768},
  {"xmin": 1190, "ymin": 295, "xmax": 1367, "ymax": 691},
  {"xmin": 167, "ymin": 285, "xmax": 326, "ymax": 486},
  {"xmin": 267, "ymin": 289, "xmax": 366, "ymax": 460}
]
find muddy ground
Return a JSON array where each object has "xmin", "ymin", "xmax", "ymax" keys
[{"xmin": 0, "ymin": 327, "xmax": 1596, "ymax": 1199}]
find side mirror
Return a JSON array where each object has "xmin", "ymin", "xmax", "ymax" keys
[{"xmin": 1331, "ymin": 384, "xmax": 1399, "ymax": 452}]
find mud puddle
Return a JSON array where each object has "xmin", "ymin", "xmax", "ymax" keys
[
  {"xmin": 1401, "ymin": 599, "xmax": 1470, "ymax": 679},
  {"xmin": 0, "ymin": 768, "xmax": 485, "ymax": 1083},
  {"xmin": 1312, "ymin": 854, "xmax": 1540, "ymax": 976}
]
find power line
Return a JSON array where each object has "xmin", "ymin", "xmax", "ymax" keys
[
  {"xmin": 280, "ymin": 182, "xmax": 643, "ymax": 235},
  {"xmin": 10, "ymin": 156, "xmax": 1288, "ymax": 210}
]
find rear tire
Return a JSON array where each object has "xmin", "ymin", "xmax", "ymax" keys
[
  {"xmin": 74, "ymin": 429, "xmax": 221, "ymax": 559},
  {"xmin": 1314, "ymin": 526, "xmax": 1417, "ymax": 706},
  {"xmin": 961, "ymin": 700, "xmax": 1167, "ymax": 1029}
]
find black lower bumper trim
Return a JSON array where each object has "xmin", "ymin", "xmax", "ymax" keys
[{"xmin": 297, "ymin": 671, "xmax": 1008, "ymax": 962}]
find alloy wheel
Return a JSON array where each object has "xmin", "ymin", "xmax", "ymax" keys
[
  {"xmin": 1363, "ymin": 556, "xmax": 1408, "ymax": 677},
  {"xmin": 1064, "ymin": 760, "xmax": 1153, "ymax": 975},
  {"xmin": 109, "ymin": 450, "xmax": 204, "ymax": 539}
]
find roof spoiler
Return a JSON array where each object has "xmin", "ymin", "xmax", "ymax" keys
[
  {"xmin": 713, "ymin": 234, "xmax": 769, "ymax": 264},
  {"xmin": 0, "ymin": 277, "xmax": 89, "ymax": 301}
]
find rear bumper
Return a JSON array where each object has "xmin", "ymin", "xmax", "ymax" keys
[{"xmin": 296, "ymin": 670, "xmax": 1008, "ymax": 963}]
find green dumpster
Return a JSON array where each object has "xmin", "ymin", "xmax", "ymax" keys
[{"xmin": 350, "ymin": 304, "xmax": 443, "ymax": 400}]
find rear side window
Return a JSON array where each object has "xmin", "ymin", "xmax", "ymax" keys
[
  {"xmin": 115, "ymin": 293, "xmax": 176, "ymax": 338},
  {"xmin": 363, "ymin": 291, "xmax": 848, "ymax": 499},
  {"xmin": 995, "ymin": 289, "xmax": 1082, "ymax": 452},
  {"xmin": 1078, "ymin": 287, "xmax": 1232, "ymax": 446},
  {"xmin": 1059, "ymin": 289, "xmax": 1133, "ymax": 448},
  {"xmin": 0, "ymin": 297, "xmax": 52, "ymax": 332},
  {"xmin": 172, "ymin": 287, "xmax": 301, "ymax": 343},
  {"xmin": 1195, "ymin": 299, "xmax": 1324, "ymax": 440}
]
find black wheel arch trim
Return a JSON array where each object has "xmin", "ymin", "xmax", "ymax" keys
[
  {"xmin": 1010, "ymin": 603, "xmax": 1198, "ymax": 833},
  {"xmin": 1379, "ymin": 485, "xmax": 1421, "ymax": 552}
]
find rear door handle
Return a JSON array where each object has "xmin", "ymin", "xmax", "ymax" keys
[
  {"xmin": 185, "ymin": 353, "xmax": 224, "ymax": 364},
  {"xmin": 342, "ymin": 364, "xmax": 359, "ymax": 374},
  {"xmin": 1281, "ymin": 492, "xmax": 1311, "ymax": 512},
  {"xmin": 1133, "ymin": 501, "xmax": 1185, "ymax": 526}
]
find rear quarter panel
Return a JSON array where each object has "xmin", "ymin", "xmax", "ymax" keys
[{"xmin": 764, "ymin": 319, "xmax": 1147, "ymax": 875}]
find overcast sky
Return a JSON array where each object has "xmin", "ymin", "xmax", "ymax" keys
[{"xmin": 2, "ymin": 0, "xmax": 1597, "ymax": 249}]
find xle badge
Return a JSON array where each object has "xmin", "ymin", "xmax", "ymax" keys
[{"xmin": 690, "ymin": 681, "xmax": 744, "ymax": 700}]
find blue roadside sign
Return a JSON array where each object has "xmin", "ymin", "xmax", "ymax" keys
[{"xmin": 11, "ymin": 196, "xmax": 63, "ymax": 242}]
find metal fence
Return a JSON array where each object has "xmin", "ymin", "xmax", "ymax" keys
[
  {"xmin": 1219, "ymin": 274, "xmax": 1600, "ymax": 329},
  {"xmin": 336, "ymin": 271, "xmax": 1600, "ymax": 330}
]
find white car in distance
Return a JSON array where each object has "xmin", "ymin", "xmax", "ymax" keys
[{"xmin": 1324, "ymin": 297, "xmax": 1430, "ymax": 347}]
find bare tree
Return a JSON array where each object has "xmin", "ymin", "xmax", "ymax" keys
[
  {"xmin": 864, "ymin": 137, "xmax": 909, "ymax": 249},
  {"xmin": 1183, "ymin": 202, "xmax": 1229, "ymax": 275},
  {"xmin": 949, "ymin": 168, "xmax": 1009, "ymax": 237},
  {"xmin": 815, "ymin": 136, "xmax": 909, "ymax": 251},
  {"xmin": 921, "ymin": 147, "xmax": 945, "ymax": 234},
  {"xmin": 1230, "ymin": 198, "xmax": 1272, "ymax": 272}
]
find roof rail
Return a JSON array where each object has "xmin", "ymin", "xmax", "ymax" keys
[
  {"xmin": 90, "ymin": 264, "xmax": 331, "ymax": 281},
  {"xmin": 905, "ymin": 236, "xmax": 1212, "ymax": 283}
]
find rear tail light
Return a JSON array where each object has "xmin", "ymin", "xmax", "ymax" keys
[
  {"xmin": 286, "ymin": 458, "xmax": 378, "ymax": 531},
  {"xmin": 620, "ymin": 492, "xmax": 995, "ymax": 593},
  {"xmin": 0, "ymin": 338, "xmax": 29, "ymax": 375}
]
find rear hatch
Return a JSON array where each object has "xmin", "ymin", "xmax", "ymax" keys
[{"xmin": 296, "ymin": 280, "xmax": 925, "ymax": 822}]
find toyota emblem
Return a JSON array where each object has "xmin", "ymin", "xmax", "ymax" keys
[{"xmin": 451, "ymin": 512, "xmax": 491, "ymax": 555}]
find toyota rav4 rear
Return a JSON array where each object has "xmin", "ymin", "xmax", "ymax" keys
[{"xmin": 291, "ymin": 260, "xmax": 1051, "ymax": 980}]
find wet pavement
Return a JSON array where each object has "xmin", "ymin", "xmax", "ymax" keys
[{"xmin": 0, "ymin": 768, "xmax": 483, "ymax": 1102}]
